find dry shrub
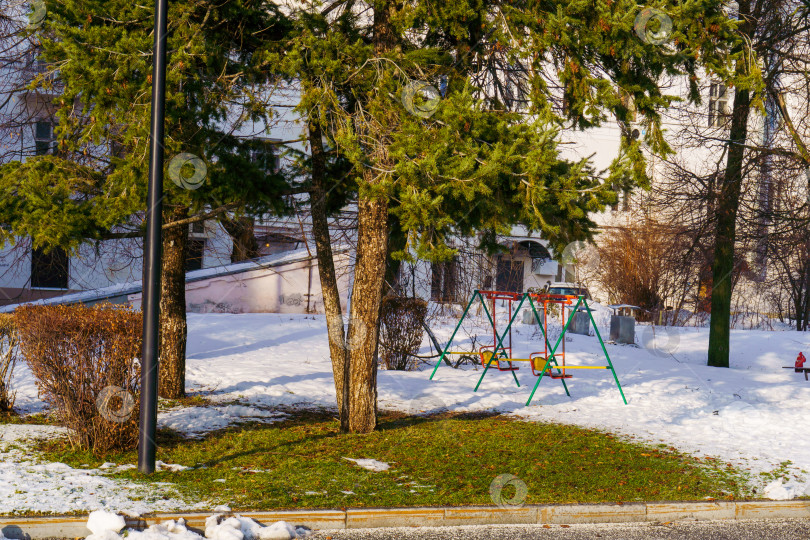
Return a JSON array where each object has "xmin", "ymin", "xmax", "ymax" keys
[
  {"xmin": 380, "ymin": 296, "xmax": 428, "ymax": 371},
  {"xmin": 595, "ymin": 218, "xmax": 698, "ymax": 319},
  {"xmin": 0, "ymin": 313, "xmax": 16, "ymax": 412},
  {"xmin": 15, "ymin": 304, "xmax": 142, "ymax": 454}
]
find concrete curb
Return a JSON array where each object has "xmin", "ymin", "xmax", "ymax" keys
[{"xmin": 2, "ymin": 500, "xmax": 809, "ymax": 538}]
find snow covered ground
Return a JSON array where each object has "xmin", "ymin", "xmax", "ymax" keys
[
  {"xmin": 0, "ymin": 424, "xmax": 205, "ymax": 515},
  {"xmin": 5, "ymin": 309, "xmax": 810, "ymax": 514}
]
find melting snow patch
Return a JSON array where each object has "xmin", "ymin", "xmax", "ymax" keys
[
  {"xmin": 342, "ymin": 457, "xmax": 391, "ymax": 472},
  {"xmin": 156, "ymin": 461, "xmax": 190, "ymax": 472},
  {"xmin": 0, "ymin": 426, "xmax": 199, "ymax": 515},
  {"xmin": 159, "ymin": 405, "xmax": 286, "ymax": 438}
]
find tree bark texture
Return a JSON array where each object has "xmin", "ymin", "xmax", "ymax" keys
[
  {"xmin": 308, "ymin": 123, "xmax": 350, "ymax": 429},
  {"xmin": 346, "ymin": 194, "xmax": 388, "ymax": 433},
  {"xmin": 340, "ymin": 0, "xmax": 396, "ymax": 433},
  {"xmin": 159, "ymin": 206, "xmax": 188, "ymax": 398}
]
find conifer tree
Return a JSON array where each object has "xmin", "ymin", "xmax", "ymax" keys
[
  {"xmin": 0, "ymin": 0, "xmax": 294, "ymax": 397},
  {"xmin": 280, "ymin": 0, "xmax": 740, "ymax": 431}
]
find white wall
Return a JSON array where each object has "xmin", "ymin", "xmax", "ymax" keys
[{"xmin": 128, "ymin": 252, "xmax": 352, "ymax": 315}]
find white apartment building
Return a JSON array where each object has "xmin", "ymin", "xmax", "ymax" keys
[{"xmin": 1, "ymin": 8, "xmax": 804, "ymax": 319}]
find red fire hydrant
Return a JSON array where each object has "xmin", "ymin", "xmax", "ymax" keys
[{"xmin": 796, "ymin": 352, "xmax": 807, "ymax": 372}]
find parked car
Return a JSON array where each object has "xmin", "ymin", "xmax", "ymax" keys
[{"xmin": 546, "ymin": 282, "xmax": 591, "ymax": 299}]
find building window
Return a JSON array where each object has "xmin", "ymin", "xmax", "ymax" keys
[
  {"xmin": 496, "ymin": 258, "xmax": 524, "ymax": 293},
  {"xmin": 250, "ymin": 139, "xmax": 280, "ymax": 174},
  {"xmin": 31, "ymin": 246, "xmax": 69, "ymax": 289},
  {"xmin": 186, "ymin": 238, "xmax": 205, "ymax": 272},
  {"xmin": 431, "ymin": 259, "xmax": 458, "ymax": 302},
  {"xmin": 34, "ymin": 121, "xmax": 54, "ymax": 155},
  {"xmin": 190, "ymin": 221, "xmax": 205, "ymax": 235},
  {"xmin": 708, "ymin": 83, "xmax": 730, "ymax": 127}
]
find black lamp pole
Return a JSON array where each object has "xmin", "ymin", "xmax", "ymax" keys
[{"xmin": 138, "ymin": 0, "xmax": 169, "ymax": 475}]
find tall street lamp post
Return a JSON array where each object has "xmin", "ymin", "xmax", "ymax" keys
[{"xmin": 138, "ymin": 0, "xmax": 169, "ymax": 475}]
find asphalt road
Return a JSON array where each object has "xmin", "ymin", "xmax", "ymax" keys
[{"xmin": 310, "ymin": 519, "xmax": 810, "ymax": 539}]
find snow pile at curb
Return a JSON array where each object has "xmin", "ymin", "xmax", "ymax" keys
[
  {"xmin": 84, "ymin": 511, "xmax": 310, "ymax": 540},
  {"xmin": 205, "ymin": 514, "xmax": 308, "ymax": 540},
  {"xmin": 763, "ymin": 480, "xmax": 810, "ymax": 500},
  {"xmin": 86, "ymin": 511, "xmax": 127, "ymax": 540}
]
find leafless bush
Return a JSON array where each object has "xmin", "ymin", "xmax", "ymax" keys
[
  {"xmin": 15, "ymin": 304, "xmax": 142, "ymax": 454},
  {"xmin": 595, "ymin": 218, "xmax": 697, "ymax": 321},
  {"xmin": 379, "ymin": 296, "xmax": 428, "ymax": 371},
  {"xmin": 0, "ymin": 313, "xmax": 16, "ymax": 412}
]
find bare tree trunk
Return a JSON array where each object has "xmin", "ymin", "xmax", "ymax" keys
[
  {"xmin": 159, "ymin": 206, "xmax": 188, "ymax": 398},
  {"xmin": 340, "ymin": 0, "xmax": 397, "ymax": 434},
  {"xmin": 346, "ymin": 194, "xmax": 388, "ymax": 433},
  {"xmin": 802, "ymin": 261, "xmax": 810, "ymax": 331},
  {"xmin": 221, "ymin": 216, "xmax": 259, "ymax": 263},
  {"xmin": 308, "ymin": 123, "xmax": 350, "ymax": 429},
  {"xmin": 707, "ymin": 81, "xmax": 752, "ymax": 367}
]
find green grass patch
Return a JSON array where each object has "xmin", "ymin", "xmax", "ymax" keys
[
  {"xmin": 0, "ymin": 411, "xmax": 53, "ymax": 425},
  {"xmin": 34, "ymin": 411, "xmax": 747, "ymax": 510},
  {"xmin": 158, "ymin": 394, "xmax": 212, "ymax": 410}
]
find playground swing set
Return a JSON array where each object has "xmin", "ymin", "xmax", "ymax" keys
[{"xmin": 428, "ymin": 289, "xmax": 628, "ymax": 406}]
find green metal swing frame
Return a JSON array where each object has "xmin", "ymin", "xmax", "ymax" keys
[
  {"xmin": 428, "ymin": 290, "xmax": 628, "ymax": 406},
  {"xmin": 427, "ymin": 289, "xmax": 521, "ymax": 386}
]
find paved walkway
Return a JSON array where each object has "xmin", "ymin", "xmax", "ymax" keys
[{"xmin": 311, "ymin": 519, "xmax": 810, "ymax": 539}]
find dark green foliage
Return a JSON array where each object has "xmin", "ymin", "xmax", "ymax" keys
[
  {"xmin": 0, "ymin": 0, "xmax": 296, "ymax": 251},
  {"xmin": 279, "ymin": 0, "xmax": 741, "ymax": 264}
]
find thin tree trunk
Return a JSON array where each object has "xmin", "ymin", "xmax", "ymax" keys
[
  {"xmin": 159, "ymin": 206, "xmax": 188, "ymax": 398},
  {"xmin": 308, "ymin": 122, "xmax": 350, "ymax": 429},
  {"xmin": 221, "ymin": 216, "xmax": 259, "ymax": 263},
  {"xmin": 341, "ymin": 0, "xmax": 396, "ymax": 434},
  {"xmin": 802, "ymin": 262, "xmax": 810, "ymax": 331},
  {"xmin": 707, "ymin": 79, "xmax": 752, "ymax": 367},
  {"xmin": 346, "ymin": 194, "xmax": 388, "ymax": 433}
]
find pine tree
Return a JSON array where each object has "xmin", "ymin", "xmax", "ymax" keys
[
  {"xmin": 0, "ymin": 0, "xmax": 295, "ymax": 397},
  {"xmin": 279, "ymin": 0, "xmax": 740, "ymax": 431}
]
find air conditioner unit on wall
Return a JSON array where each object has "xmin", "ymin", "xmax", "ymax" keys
[{"xmin": 532, "ymin": 258, "xmax": 557, "ymax": 275}]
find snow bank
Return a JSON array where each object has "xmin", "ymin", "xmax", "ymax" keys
[
  {"xmin": 83, "ymin": 514, "xmax": 310, "ymax": 540},
  {"xmin": 126, "ymin": 518, "xmax": 201, "ymax": 540},
  {"xmin": 205, "ymin": 515, "xmax": 308, "ymax": 540},
  {"xmin": 86, "ymin": 510, "xmax": 126, "ymax": 538},
  {"xmin": 763, "ymin": 480, "xmax": 810, "ymax": 500}
]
